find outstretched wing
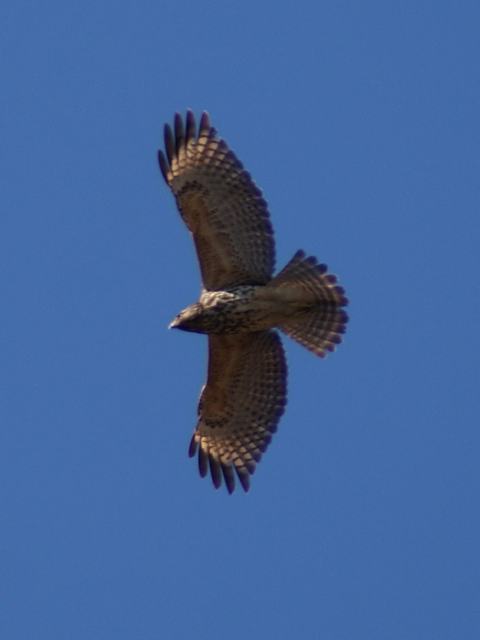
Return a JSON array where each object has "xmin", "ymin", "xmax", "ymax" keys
[
  {"xmin": 189, "ymin": 331, "xmax": 287, "ymax": 493},
  {"xmin": 158, "ymin": 111, "xmax": 275, "ymax": 290}
]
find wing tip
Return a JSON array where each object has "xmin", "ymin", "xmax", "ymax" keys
[
  {"xmin": 163, "ymin": 122, "xmax": 175, "ymax": 163},
  {"xmin": 189, "ymin": 435, "xmax": 256, "ymax": 494},
  {"xmin": 209, "ymin": 456, "xmax": 223, "ymax": 489},
  {"xmin": 157, "ymin": 150, "xmax": 170, "ymax": 183},
  {"xmin": 188, "ymin": 433, "xmax": 198, "ymax": 458},
  {"xmin": 199, "ymin": 111, "xmax": 212, "ymax": 137},
  {"xmin": 174, "ymin": 112, "xmax": 185, "ymax": 153},
  {"xmin": 235, "ymin": 466, "xmax": 251, "ymax": 493},
  {"xmin": 160, "ymin": 110, "xmax": 214, "ymax": 176},
  {"xmin": 185, "ymin": 109, "xmax": 196, "ymax": 143},
  {"xmin": 198, "ymin": 446, "xmax": 209, "ymax": 478},
  {"xmin": 222, "ymin": 463, "xmax": 236, "ymax": 494}
]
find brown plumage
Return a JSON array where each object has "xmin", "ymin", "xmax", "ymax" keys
[{"xmin": 158, "ymin": 110, "xmax": 348, "ymax": 493}]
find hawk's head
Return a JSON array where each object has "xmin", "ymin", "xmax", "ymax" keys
[{"xmin": 169, "ymin": 303, "xmax": 205, "ymax": 333}]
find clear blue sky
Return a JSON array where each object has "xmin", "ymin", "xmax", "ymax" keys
[{"xmin": 2, "ymin": 1, "xmax": 479, "ymax": 638}]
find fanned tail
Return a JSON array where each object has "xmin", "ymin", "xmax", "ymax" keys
[{"xmin": 271, "ymin": 250, "xmax": 349, "ymax": 357}]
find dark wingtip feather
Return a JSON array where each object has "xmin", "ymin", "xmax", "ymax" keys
[
  {"xmin": 185, "ymin": 109, "xmax": 196, "ymax": 143},
  {"xmin": 188, "ymin": 434, "xmax": 198, "ymax": 458},
  {"xmin": 198, "ymin": 447, "xmax": 208, "ymax": 478},
  {"xmin": 245, "ymin": 459, "xmax": 256, "ymax": 474},
  {"xmin": 236, "ymin": 467, "xmax": 251, "ymax": 492},
  {"xmin": 157, "ymin": 150, "xmax": 169, "ymax": 183},
  {"xmin": 222, "ymin": 463, "xmax": 235, "ymax": 494},
  {"xmin": 199, "ymin": 111, "xmax": 211, "ymax": 136},
  {"xmin": 164, "ymin": 123, "xmax": 175, "ymax": 163},
  {"xmin": 174, "ymin": 112, "xmax": 184, "ymax": 153},
  {"xmin": 209, "ymin": 456, "xmax": 222, "ymax": 489}
]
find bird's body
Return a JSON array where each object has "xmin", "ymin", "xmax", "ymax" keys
[
  {"xmin": 171, "ymin": 286, "xmax": 260, "ymax": 334},
  {"xmin": 158, "ymin": 110, "xmax": 348, "ymax": 493},
  {"xmin": 171, "ymin": 281, "xmax": 326, "ymax": 335}
]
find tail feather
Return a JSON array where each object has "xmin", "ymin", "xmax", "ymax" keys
[
  {"xmin": 272, "ymin": 250, "xmax": 349, "ymax": 357},
  {"xmin": 281, "ymin": 307, "xmax": 348, "ymax": 357}
]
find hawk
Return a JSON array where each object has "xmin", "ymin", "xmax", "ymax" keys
[{"xmin": 158, "ymin": 111, "xmax": 348, "ymax": 494}]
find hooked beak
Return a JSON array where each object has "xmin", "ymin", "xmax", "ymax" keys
[{"xmin": 168, "ymin": 316, "xmax": 181, "ymax": 329}]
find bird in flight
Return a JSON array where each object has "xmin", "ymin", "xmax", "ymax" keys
[{"xmin": 158, "ymin": 111, "xmax": 348, "ymax": 494}]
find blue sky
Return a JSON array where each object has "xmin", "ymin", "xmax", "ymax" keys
[{"xmin": 2, "ymin": 1, "xmax": 479, "ymax": 638}]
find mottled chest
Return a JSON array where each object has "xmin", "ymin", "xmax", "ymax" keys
[{"xmin": 198, "ymin": 286, "xmax": 259, "ymax": 334}]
